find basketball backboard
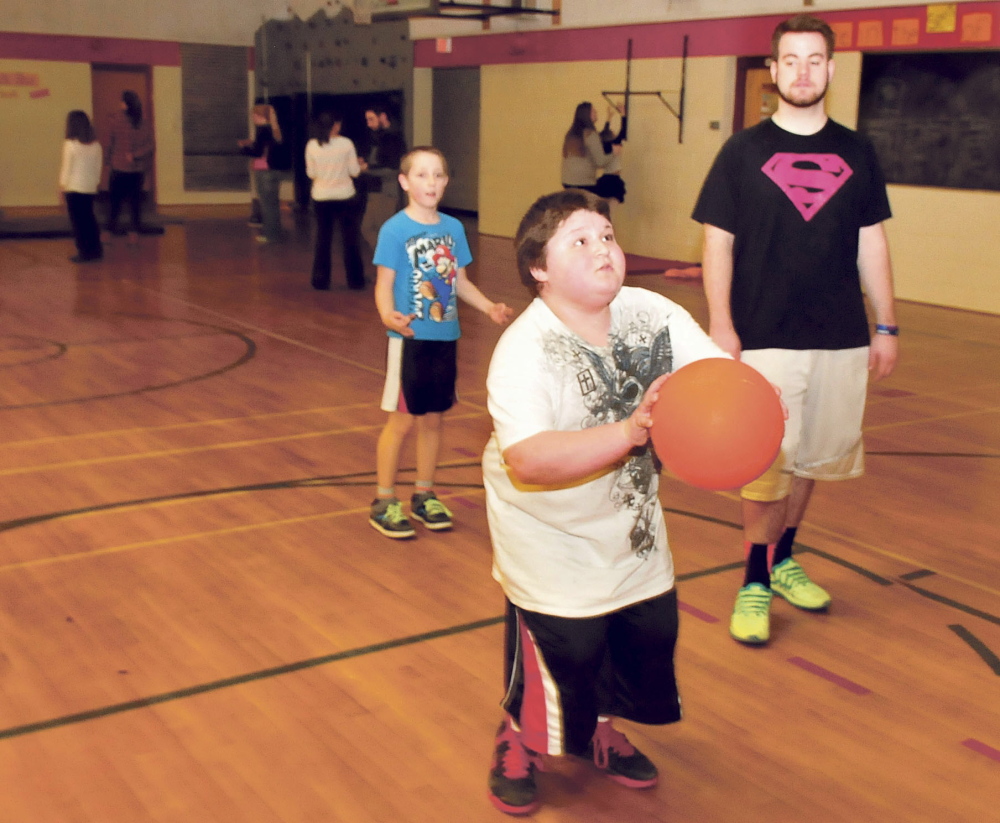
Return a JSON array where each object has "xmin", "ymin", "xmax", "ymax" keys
[
  {"xmin": 368, "ymin": 0, "xmax": 439, "ymax": 20},
  {"xmin": 365, "ymin": 0, "xmax": 559, "ymax": 22}
]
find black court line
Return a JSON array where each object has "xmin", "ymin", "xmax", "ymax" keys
[
  {"xmin": 901, "ymin": 581, "xmax": 1000, "ymax": 627},
  {"xmin": 0, "ymin": 315, "xmax": 256, "ymax": 410},
  {"xmin": 798, "ymin": 545, "xmax": 895, "ymax": 586},
  {"xmin": 900, "ymin": 569, "xmax": 937, "ymax": 581},
  {"xmin": 0, "ymin": 462, "xmax": 486, "ymax": 535},
  {"xmin": 0, "ymin": 616, "xmax": 505, "ymax": 742},
  {"xmin": 2, "ymin": 467, "xmax": 997, "ymax": 742},
  {"xmin": 663, "ymin": 506, "xmax": 741, "ymax": 531},
  {"xmin": 948, "ymin": 625, "xmax": 1000, "ymax": 676},
  {"xmin": 676, "ymin": 560, "xmax": 746, "ymax": 581},
  {"xmin": 0, "ymin": 336, "xmax": 67, "ymax": 368},
  {"xmin": 0, "ymin": 543, "xmax": 890, "ymax": 742}
]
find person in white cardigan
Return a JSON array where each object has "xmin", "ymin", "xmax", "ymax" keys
[
  {"xmin": 306, "ymin": 110, "xmax": 366, "ymax": 290},
  {"xmin": 59, "ymin": 110, "xmax": 103, "ymax": 262}
]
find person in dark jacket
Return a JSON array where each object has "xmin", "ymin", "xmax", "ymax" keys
[
  {"xmin": 106, "ymin": 90, "xmax": 154, "ymax": 239},
  {"xmin": 239, "ymin": 101, "xmax": 290, "ymax": 244}
]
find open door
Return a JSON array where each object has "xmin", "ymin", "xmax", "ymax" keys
[
  {"xmin": 734, "ymin": 57, "xmax": 777, "ymax": 132},
  {"xmin": 432, "ymin": 67, "xmax": 480, "ymax": 213},
  {"xmin": 91, "ymin": 65, "xmax": 155, "ymax": 199}
]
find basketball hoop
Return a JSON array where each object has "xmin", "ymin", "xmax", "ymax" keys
[{"xmin": 353, "ymin": 0, "xmax": 374, "ymax": 24}]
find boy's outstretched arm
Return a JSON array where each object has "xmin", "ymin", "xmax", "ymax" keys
[
  {"xmin": 503, "ymin": 374, "xmax": 669, "ymax": 486},
  {"xmin": 455, "ymin": 268, "xmax": 513, "ymax": 325},
  {"xmin": 375, "ymin": 265, "xmax": 415, "ymax": 337}
]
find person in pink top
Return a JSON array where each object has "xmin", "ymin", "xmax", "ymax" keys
[{"xmin": 105, "ymin": 90, "xmax": 154, "ymax": 239}]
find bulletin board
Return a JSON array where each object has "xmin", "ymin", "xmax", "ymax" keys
[{"xmin": 857, "ymin": 51, "xmax": 1000, "ymax": 192}]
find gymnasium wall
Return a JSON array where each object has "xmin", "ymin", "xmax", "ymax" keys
[
  {"xmin": 0, "ymin": 58, "xmax": 92, "ymax": 207},
  {"xmin": 0, "ymin": 36, "xmax": 252, "ymax": 208},
  {"xmin": 1, "ymin": 0, "xmax": 283, "ymax": 47},
  {"xmin": 2, "ymin": 2, "xmax": 998, "ymax": 314},
  {"xmin": 420, "ymin": 3, "xmax": 1000, "ymax": 315}
]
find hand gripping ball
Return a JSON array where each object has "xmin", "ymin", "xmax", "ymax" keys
[{"xmin": 649, "ymin": 358, "xmax": 784, "ymax": 491}]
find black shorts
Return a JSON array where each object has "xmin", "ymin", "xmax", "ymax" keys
[
  {"xmin": 500, "ymin": 589, "xmax": 681, "ymax": 756},
  {"xmin": 380, "ymin": 337, "xmax": 457, "ymax": 415}
]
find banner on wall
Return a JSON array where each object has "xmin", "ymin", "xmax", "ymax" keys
[{"xmin": 0, "ymin": 69, "xmax": 50, "ymax": 99}]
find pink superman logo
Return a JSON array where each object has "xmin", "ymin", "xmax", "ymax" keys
[{"xmin": 762, "ymin": 153, "xmax": 853, "ymax": 222}]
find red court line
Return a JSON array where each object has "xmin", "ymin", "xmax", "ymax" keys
[
  {"xmin": 962, "ymin": 739, "xmax": 1000, "ymax": 763},
  {"xmin": 678, "ymin": 601, "xmax": 719, "ymax": 623},
  {"xmin": 787, "ymin": 656, "xmax": 872, "ymax": 695}
]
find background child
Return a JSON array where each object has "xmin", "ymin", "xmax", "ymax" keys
[
  {"xmin": 482, "ymin": 189, "xmax": 728, "ymax": 815},
  {"xmin": 305, "ymin": 109, "xmax": 365, "ymax": 291},
  {"xmin": 60, "ymin": 110, "xmax": 103, "ymax": 263},
  {"xmin": 370, "ymin": 147, "xmax": 512, "ymax": 539}
]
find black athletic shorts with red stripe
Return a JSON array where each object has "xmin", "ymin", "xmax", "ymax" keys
[
  {"xmin": 500, "ymin": 589, "xmax": 682, "ymax": 757},
  {"xmin": 380, "ymin": 337, "xmax": 457, "ymax": 415}
]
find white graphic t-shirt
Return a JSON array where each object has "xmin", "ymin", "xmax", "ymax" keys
[{"xmin": 483, "ymin": 286, "xmax": 728, "ymax": 617}]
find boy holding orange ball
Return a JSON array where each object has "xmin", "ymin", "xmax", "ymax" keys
[{"xmin": 482, "ymin": 189, "xmax": 728, "ymax": 814}]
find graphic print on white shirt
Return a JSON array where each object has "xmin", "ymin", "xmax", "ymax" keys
[{"xmin": 539, "ymin": 310, "xmax": 674, "ymax": 559}]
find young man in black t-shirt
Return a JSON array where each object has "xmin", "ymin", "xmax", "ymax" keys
[{"xmin": 692, "ymin": 14, "xmax": 900, "ymax": 645}]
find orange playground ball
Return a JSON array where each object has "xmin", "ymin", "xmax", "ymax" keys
[{"xmin": 649, "ymin": 358, "xmax": 784, "ymax": 491}]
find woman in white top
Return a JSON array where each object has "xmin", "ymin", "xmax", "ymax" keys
[
  {"xmin": 60, "ymin": 110, "xmax": 103, "ymax": 262},
  {"xmin": 560, "ymin": 101, "xmax": 622, "ymax": 196},
  {"xmin": 306, "ymin": 110, "xmax": 366, "ymax": 290}
]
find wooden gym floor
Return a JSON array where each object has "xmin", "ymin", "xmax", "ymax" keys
[{"xmin": 0, "ymin": 213, "xmax": 997, "ymax": 821}]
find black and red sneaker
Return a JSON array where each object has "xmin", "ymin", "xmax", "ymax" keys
[
  {"xmin": 487, "ymin": 715, "xmax": 543, "ymax": 815},
  {"xmin": 587, "ymin": 719, "xmax": 658, "ymax": 788}
]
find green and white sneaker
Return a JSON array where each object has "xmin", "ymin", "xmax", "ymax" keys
[
  {"xmin": 411, "ymin": 491, "xmax": 453, "ymax": 531},
  {"xmin": 770, "ymin": 558, "xmax": 831, "ymax": 611},
  {"xmin": 730, "ymin": 583, "xmax": 773, "ymax": 645},
  {"xmin": 369, "ymin": 498, "xmax": 416, "ymax": 539}
]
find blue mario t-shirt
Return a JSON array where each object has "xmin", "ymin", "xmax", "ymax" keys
[{"xmin": 373, "ymin": 210, "xmax": 473, "ymax": 341}]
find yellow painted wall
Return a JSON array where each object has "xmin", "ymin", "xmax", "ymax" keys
[
  {"xmin": 479, "ymin": 55, "xmax": 739, "ymax": 264},
  {"xmin": 479, "ymin": 50, "xmax": 999, "ymax": 316},
  {"xmin": 0, "ymin": 58, "xmax": 252, "ymax": 209},
  {"xmin": 480, "ymin": 60, "xmax": 622, "ymax": 238},
  {"xmin": 0, "ymin": 59, "xmax": 92, "ymax": 207},
  {"xmin": 886, "ymin": 186, "xmax": 1000, "ymax": 314}
]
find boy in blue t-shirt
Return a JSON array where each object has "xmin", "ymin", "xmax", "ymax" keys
[{"xmin": 370, "ymin": 147, "xmax": 512, "ymax": 538}]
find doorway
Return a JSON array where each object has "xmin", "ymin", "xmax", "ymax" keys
[
  {"xmin": 432, "ymin": 67, "xmax": 480, "ymax": 213},
  {"xmin": 91, "ymin": 65, "xmax": 155, "ymax": 203},
  {"xmin": 734, "ymin": 57, "xmax": 777, "ymax": 132}
]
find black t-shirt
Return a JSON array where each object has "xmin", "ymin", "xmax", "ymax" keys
[{"xmin": 692, "ymin": 118, "xmax": 891, "ymax": 351}]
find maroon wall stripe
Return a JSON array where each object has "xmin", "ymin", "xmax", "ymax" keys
[
  {"xmin": 414, "ymin": 2, "xmax": 1000, "ymax": 68},
  {"xmin": 0, "ymin": 32, "xmax": 181, "ymax": 66}
]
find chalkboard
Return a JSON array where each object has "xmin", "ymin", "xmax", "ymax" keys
[{"xmin": 857, "ymin": 51, "xmax": 1000, "ymax": 192}]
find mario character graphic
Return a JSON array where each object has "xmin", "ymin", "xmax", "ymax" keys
[{"xmin": 412, "ymin": 240, "xmax": 458, "ymax": 322}]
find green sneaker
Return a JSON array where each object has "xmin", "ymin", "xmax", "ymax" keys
[
  {"xmin": 730, "ymin": 583, "xmax": 773, "ymax": 645},
  {"xmin": 770, "ymin": 558, "xmax": 831, "ymax": 611},
  {"xmin": 410, "ymin": 491, "xmax": 453, "ymax": 531},
  {"xmin": 368, "ymin": 498, "xmax": 415, "ymax": 539}
]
